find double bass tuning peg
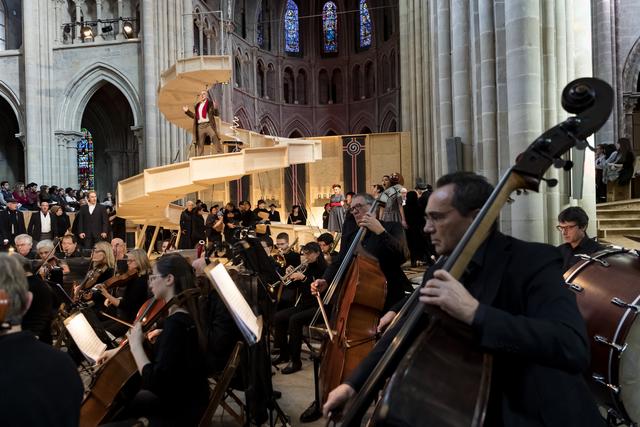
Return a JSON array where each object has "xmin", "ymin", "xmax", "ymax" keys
[
  {"xmin": 541, "ymin": 178, "xmax": 558, "ymax": 188},
  {"xmin": 553, "ymin": 158, "xmax": 574, "ymax": 171}
]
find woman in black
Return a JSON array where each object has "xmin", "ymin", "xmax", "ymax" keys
[
  {"xmin": 73, "ymin": 241, "xmax": 115, "ymax": 303},
  {"xmin": 287, "ymin": 205, "xmax": 306, "ymax": 225},
  {"xmin": 272, "ymin": 242, "xmax": 327, "ymax": 374},
  {"xmin": 403, "ymin": 190, "xmax": 426, "ymax": 267},
  {"xmin": 99, "ymin": 254, "xmax": 209, "ymax": 426},
  {"xmin": 98, "ymin": 248, "xmax": 151, "ymax": 337}
]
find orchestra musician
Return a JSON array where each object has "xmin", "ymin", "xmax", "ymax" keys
[
  {"xmin": 17, "ymin": 254, "xmax": 54, "ymax": 344},
  {"xmin": 73, "ymin": 241, "xmax": 115, "ymax": 303},
  {"xmin": 14, "ymin": 234, "xmax": 35, "ymax": 259},
  {"xmin": 35, "ymin": 239, "xmax": 64, "ymax": 285},
  {"xmin": 0, "ymin": 254, "xmax": 83, "ymax": 426},
  {"xmin": 322, "ymin": 172, "xmax": 603, "ymax": 426},
  {"xmin": 97, "ymin": 249, "xmax": 151, "ymax": 338},
  {"xmin": 272, "ymin": 242, "xmax": 327, "ymax": 374},
  {"xmin": 273, "ymin": 233, "xmax": 301, "ymax": 308},
  {"xmin": 97, "ymin": 254, "xmax": 210, "ymax": 426},
  {"xmin": 316, "ymin": 233, "xmax": 338, "ymax": 265},
  {"xmin": 60, "ymin": 234, "xmax": 82, "ymax": 258}
]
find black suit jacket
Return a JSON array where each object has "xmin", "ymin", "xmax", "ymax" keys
[
  {"xmin": 0, "ymin": 209, "xmax": 26, "ymax": 241},
  {"xmin": 27, "ymin": 212, "xmax": 58, "ymax": 242},
  {"xmin": 325, "ymin": 217, "xmax": 411, "ymax": 311},
  {"xmin": 347, "ymin": 231, "xmax": 603, "ymax": 426},
  {"xmin": 76, "ymin": 204, "xmax": 109, "ymax": 238}
]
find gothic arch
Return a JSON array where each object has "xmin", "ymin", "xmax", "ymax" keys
[
  {"xmin": 259, "ymin": 114, "xmax": 278, "ymax": 136},
  {"xmin": 234, "ymin": 107, "xmax": 253, "ymax": 131},
  {"xmin": 350, "ymin": 111, "xmax": 375, "ymax": 134},
  {"xmin": 380, "ymin": 109, "xmax": 397, "ymax": 132},
  {"xmin": 0, "ymin": 81, "xmax": 24, "ymax": 138},
  {"xmin": 622, "ymin": 36, "xmax": 640, "ymax": 93},
  {"xmin": 282, "ymin": 117, "xmax": 312, "ymax": 138},
  {"xmin": 58, "ymin": 62, "xmax": 142, "ymax": 131},
  {"xmin": 317, "ymin": 117, "xmax": 345, "ymax": 135}
]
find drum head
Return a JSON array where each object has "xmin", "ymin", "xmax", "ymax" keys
[{"xmin": 620, "ymin": 312, "xmax": 640, "ymax": 423}]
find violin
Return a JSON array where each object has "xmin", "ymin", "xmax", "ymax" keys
[
  {"xmin": 97, "ymin": 269, "xmax": 138, "ymax": 293},
  {"xmin": 74, "ymin": 264, "xmax": 109, "ymax": 301}
]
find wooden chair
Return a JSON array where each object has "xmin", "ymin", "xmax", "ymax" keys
[{"xmin": 199, "ymin": 341, "xmax": 245, "ymax": 427}]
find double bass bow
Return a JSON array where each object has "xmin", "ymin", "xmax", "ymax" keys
[{"xmin": 334, "ymin": 78, "xmax": 614, "ymax": 426}]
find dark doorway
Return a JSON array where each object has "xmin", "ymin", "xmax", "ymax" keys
[
  {"xmin": 81, "ymin": 82, "xmax": 137, "ymax": 199},
  {"xmin": 0, "ymin": 96, "xmax": 23, "ymax": 183}
]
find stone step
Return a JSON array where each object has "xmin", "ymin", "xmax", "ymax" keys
[
  {"xmin": 596, "ymin": 209, "xmax": 640, "ymax": 219},
  {"xmin": 597, "ymin": 218, "xmax": 640, "ymax": 229},
  {"xmin": 597, "ymin": 198, "xmax": 640, "ymax": 211},
  {"xmin": 598, "ymin": 227, "xmax": 640, "ymax": 238},
  {"xmin": 599, "ymin": 236, "xmax": 640, "ymax": 250}
]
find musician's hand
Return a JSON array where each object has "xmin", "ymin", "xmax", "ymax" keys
[
  {"xmin": 182, "ymin": 105, "xmax": 189, "ymax": 112},
  {"xmin": 100, "ymin": 232, "xmax": 107, "ymax": 239},
  {"xmin": 285, "ymin": 266, "xmax": 294, "ymax": 274},
  {"xmin": 97, "ymin": 348, "xmax": 118, "ymax": 365},
  {"xmin": 323, "ymin": 383, "xmax": 355, "ymax": 419},
  {"xmin": 96, "ymin": 284, "xmax": 109, "ymax": 298},
  {"xmin": 127, "ymin": 322, "xmax": 145, "ymax": 350},
  {"xmin": 401, "ymin": 219, "xmax": 408, "ymax": 229},
  {"xmin": 377, "ymin": 310, "xmax": 397, "ymax": 333},
  {"xmin": 290, "ymin": 272, "xmax": 305, "ymax": 281},
  {"xmin": 419, "ymin": 270, "xmax": 479, "ymax": 325},
  {"xmin": 146, "ymin": 328, "xmax": 163, "ymax": 344},
  {"xmin": 79, "ymin": 233, "xmax": 86, "ymax": 239},
  {"xmin": 311, "ymin": 279, "xmax": 328, "ymax": 296},
  {"xmin": 61, "ymin": 263, "xmax": 70, "ymax": 274},
  {"xmin": 357, "ymin": 212, "xmax": 385, "ymax": 235}
]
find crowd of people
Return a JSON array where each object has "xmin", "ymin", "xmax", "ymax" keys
[{"xmin": 594, "ymin": 137, "xmax": 637, "ymax": 202}]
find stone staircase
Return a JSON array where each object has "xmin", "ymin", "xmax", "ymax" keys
[{"xmin": 596, "ymin": 199, "xmax": 640, "ymax": 248}]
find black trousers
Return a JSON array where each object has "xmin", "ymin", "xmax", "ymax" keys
[{"xmin": 273, "ymin": 303, "xmax": 316, "ymax": 363}]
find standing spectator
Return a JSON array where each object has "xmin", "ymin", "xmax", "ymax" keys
[
  {"xmin": 287, "ymin": 205, "xmax": 306, "ymax": 225},
  {"xmin": 403, "ymin": 191, "xmax": 426, "ymax": 267},
  {"xmin": 0, "ymin": 181, "xmax": 12, "ymax": 205},
  {"xmin": 50, "ymin": 205, "xmax": 70, "ymax": 237},
  {"xmin": 239, "ymin": 200, "xmax": 257, "ymax": 228},
  {"xmin": 12, "ymin": 183, "xmax": 29, "ymax": 210},
  {"xmin": 594, "ymin": 144, "xmax": 607, "ymax": 203},
  {"xmin": 192, "ymin": 206, "xmax": 206, "ymax": 248},
  {"xmin": 322, "ymin": 203, "xmax": 331, "ymax": 229},
  {"xmin": 205, "ymin": 205, "xmax": 223, "ymax": 253},
  {"xmin": 179, "ymin": 201, "xmax": 196, "ymax": 249},
  {"xmin": 268, "ymin": 203, "xmax": 281, "ymax": 222},
  {"xmin": 27, "ymin": 201, "xmax": 56, "ymax": 243},
  {"xmin": 76, "ymin": 191, "xmax": 109, "ymax": 249},
  {"xmin": 222, "ymin": 202, "xmax": 241, "ymax": 248},
  {"xmin": 25, "ymin": 183, "xmax": 39, "ymax": 211},
  {"xmin": 0, "ymin": 198, "xmax": 26, "ymax": 244}
]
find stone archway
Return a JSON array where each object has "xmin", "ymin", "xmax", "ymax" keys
[
  {"xmin": 0, "ymin": 94, "xmax": 23, "ymax": 183},
  {"xmin": 81, "ymin": 82, "xmax": 137, "ymax": 198}
]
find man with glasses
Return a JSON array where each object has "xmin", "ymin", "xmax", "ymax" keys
[{"xmin": 556, "ymin": 206, "xmax": 603, "ymax": 271}]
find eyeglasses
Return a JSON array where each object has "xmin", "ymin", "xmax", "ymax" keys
[
  {"xmin": 556, "ymin": 224, "xmax": 579, "ymax": 232},
  {"xmin": 349, "ymin": 203, "xmax": 368, "ymax": 213},
  {"xmin": 425, "ymin": 209, "xmax": 454, "ymax": 224}
]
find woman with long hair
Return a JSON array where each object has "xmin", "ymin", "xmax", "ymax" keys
[
  {"xmin": 98, "ymin": 254, "xmax": 209, "ymax": 425},
  {"xmin": 12, "ymin": 182, "xmax": 29, "ymax": 210}
]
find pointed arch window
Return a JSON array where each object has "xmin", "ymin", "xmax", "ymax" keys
[
  {"xmin": 257, "ymin": 9, "xmax": 264, "ymax": 48},
  {"xmin": 284, "ymin": 0, "xmax": 300, "ymax": 53},
  {"xmin": 359, "ymin": 0, "xmax": 372, "ymax": 48},
  {"xmin": 322, "ymin": 2, "xmax": 338, "ymax": 53},
  {"xmin": 77, "ymin": 129, "xmax": 95, "ymax": 190}
]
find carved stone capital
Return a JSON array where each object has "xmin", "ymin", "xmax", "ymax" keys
[{"xmin": 623, "ymin": 97, "xmax": 638, "ymax": 114}]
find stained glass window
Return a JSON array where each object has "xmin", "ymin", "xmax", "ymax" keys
[
  {"xmin": 323, "ymin": 2, "xmax": 337, "ymax": 53},
  {"xmin": 284, "ymin": 0, "xmax": 299, "ymax": 53},
  {"xmin": 257, "ymin": 10, "xmax": 264, "ymax": 48},
  {"xmin": 359, "ymin": 0, "xmax": 372, "ymax": 48},
  {"xmin": 77, "ymin": 129, "xmax": 95, "ymax": 190}
]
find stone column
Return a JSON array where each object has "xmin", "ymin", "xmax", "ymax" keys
[
  {"xmin": 131, "ymin": 125, "xmax": 144, "ymax": 171},
  {"xmin": 451, "ymin": 0, "xmax": 473, "ymax": 171},
  {"xmin": 116, "ymin": 0, "xmax": 125, "ymax": 39},
  {"xmin": 141, "ymin": 0, "xmax": 158, "ymax": 167},
  {"xmin": 183, "ymin": 0, "xmax": 194, "ymax": 60},
  {"xmin": 96, "ymin": 0, "xmax": 104, "ymax": 40},
  {"xmin": 76, "ymin": 1, "xmax": 83, "ymax": 42},
  {"xmin": 23, "ymin": 0, "xmax": 56, "ymax": 185},
  {"xmin": 591, "ymin": 0, "xmax": 617, "ymax": 145}
]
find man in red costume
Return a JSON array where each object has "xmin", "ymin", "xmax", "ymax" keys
[{"xmin": 182, "ymin": 89, "xmax": 222, "ymax": 156}]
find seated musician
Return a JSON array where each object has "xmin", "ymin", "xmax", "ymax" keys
[
  {"xmin": 35, "ymin": 239, "xmax": 64, "ymax": 285},
  {"xmin": 14, "ymin": 233, "xmax": 36, "ymax": 259},
  {"xmin": 274, "ymin": 232, "xmax": 301, "ymax": 309},
  {"xmin": 17, "ymin": 254, "xmax": 54, "ymax": 344},
  {"xmin": 323, "ymin": 172, "xmax": 603, "ymax": 426},
  {"xmin": 556, "ymin": 206, "xmax": 604, "ymax": 271},
  {"xmin": 98, "ymin": 254, "xmax": 210, "ymax": 426},
  {"xmin": 272, "ymin": 242, "xmax": 327, "ymax": 374},
  {"xmin": 60, "ymin": 233, "xmax": 82, "ymax": 258},
  {"xmin": 0, "ymin": 254, "xmax": 83, "ymax": 426},
  {"xmin": 98, "ymin": 248, "xmax": 151, "ymax": 338},
  {"xmin": 316, "ymin": 233, "xmax": 338, "ymax": 265},
  {"xmin": 73, "ymin": 241, "xmax": 115, "ymax": 303}
]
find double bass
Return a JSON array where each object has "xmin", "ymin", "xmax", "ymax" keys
[
  {"xmin": 335, "ymin": 78, "xmax": 614, "ymax": 425},
  {"xmin": 310, "ymin": 199, "xmax": 387, "ymax": 405}
]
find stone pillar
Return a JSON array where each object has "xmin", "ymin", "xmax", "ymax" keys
[
  {"xmin": 591, "ymin": 0, "xmax": 617, "ymax": 145},
  {"xmin": 451, "ymin": 0, "xmax": 473, "ymax": 171},
  {"xmin": 623, "ymin": 97, "xmax": 637, "ymax": 138},
  {"xmin": 131, "ymin": 125, "xmax": 144, "ymax": 171},
  {"xmin": 141, "ymin": 0, "xmax": 158, "ymax": 167},
  {"xmin": 183, "ymin": 0, "xmax": 194, "ymax": 60},
  {"xmin": 76, "ymin": 1, "xmax": 83, "ymax": 42},
  {"xmin": 23, "ymin": 0, "xmax": 56, "ymax": 185},
  {"xmin": 116, "ymin": 0, "xmax": 125, "ymax": 39},
  {"xmin": 96, "ymin": 0, "xmax": 104, "ymax": 40}
]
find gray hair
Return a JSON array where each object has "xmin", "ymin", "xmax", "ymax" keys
[
  {"xmin": 0, "ymin": 254, "xmax": 30, "ymax": 325},
  {"xmin": 14, "ymin": 234, "xmax": 32, "ymax": 246},
  {"xmin": 36, "ymin": 239, "xmax": 54, "ymax": 252}
]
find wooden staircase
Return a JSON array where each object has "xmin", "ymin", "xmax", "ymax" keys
[{"xmin": 596, "ymin": 199, "xmax": 640, "ymax": 249}]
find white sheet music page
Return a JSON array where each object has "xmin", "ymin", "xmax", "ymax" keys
[
  {"xmin": 206, "ymin": 263, "xmax": 262, "ymax": 344},
  {"xmin": 64, "ymin": 311, "xmax": 107, "ymax": 363}
]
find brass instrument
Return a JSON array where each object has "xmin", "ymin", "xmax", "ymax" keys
[
  {"xmin": 268, "ymin": 261, "xmax": 308, "ymax": 302},
  {"xmin": 272, "ymin": 237, "xmax": 298, "ymax": 268}
]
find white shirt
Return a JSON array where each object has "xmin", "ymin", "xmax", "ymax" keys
[
  {"xmin": 41, "ymin": 212, "xmax": 51, "ymax": 233},
  {"xmin": 89, "ymin": 203, "xmax": 96, "ymax": 215}
]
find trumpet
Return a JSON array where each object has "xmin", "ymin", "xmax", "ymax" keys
[{"xmin": 278, "ymin": 262, "xmax": 308, "ymax": 287}]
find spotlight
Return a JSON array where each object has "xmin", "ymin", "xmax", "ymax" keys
[
  {"xmin": 63, "ymin": 24, "xmax": 71, "ymax": 34},
  {"xmin": 101, "ymin": 24, "xmax": 113, "ymax": 33},
  {"xmin": 122, "ymin": 21, "xmax": 134, "ymax": 38},
  {"xmin": 81, "ymin": 25, "xmax": 94, "ymax": 41}
]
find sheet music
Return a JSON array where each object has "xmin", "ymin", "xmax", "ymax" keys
[
  {"xmin": 64, "ymin": 311, "xmax": 107, "ymax": 363},
  {"xmin": 205, "ymin": 263, "xmax": 262, "ymax": 345}
]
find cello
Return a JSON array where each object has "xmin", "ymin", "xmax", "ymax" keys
[
  {"xmin": 310, "ymin": 198, "xmax": 388, "ymax": 405},
  {"xmin": 335, "ymin": 78, "xmax": 614, "ymax": 426}
]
